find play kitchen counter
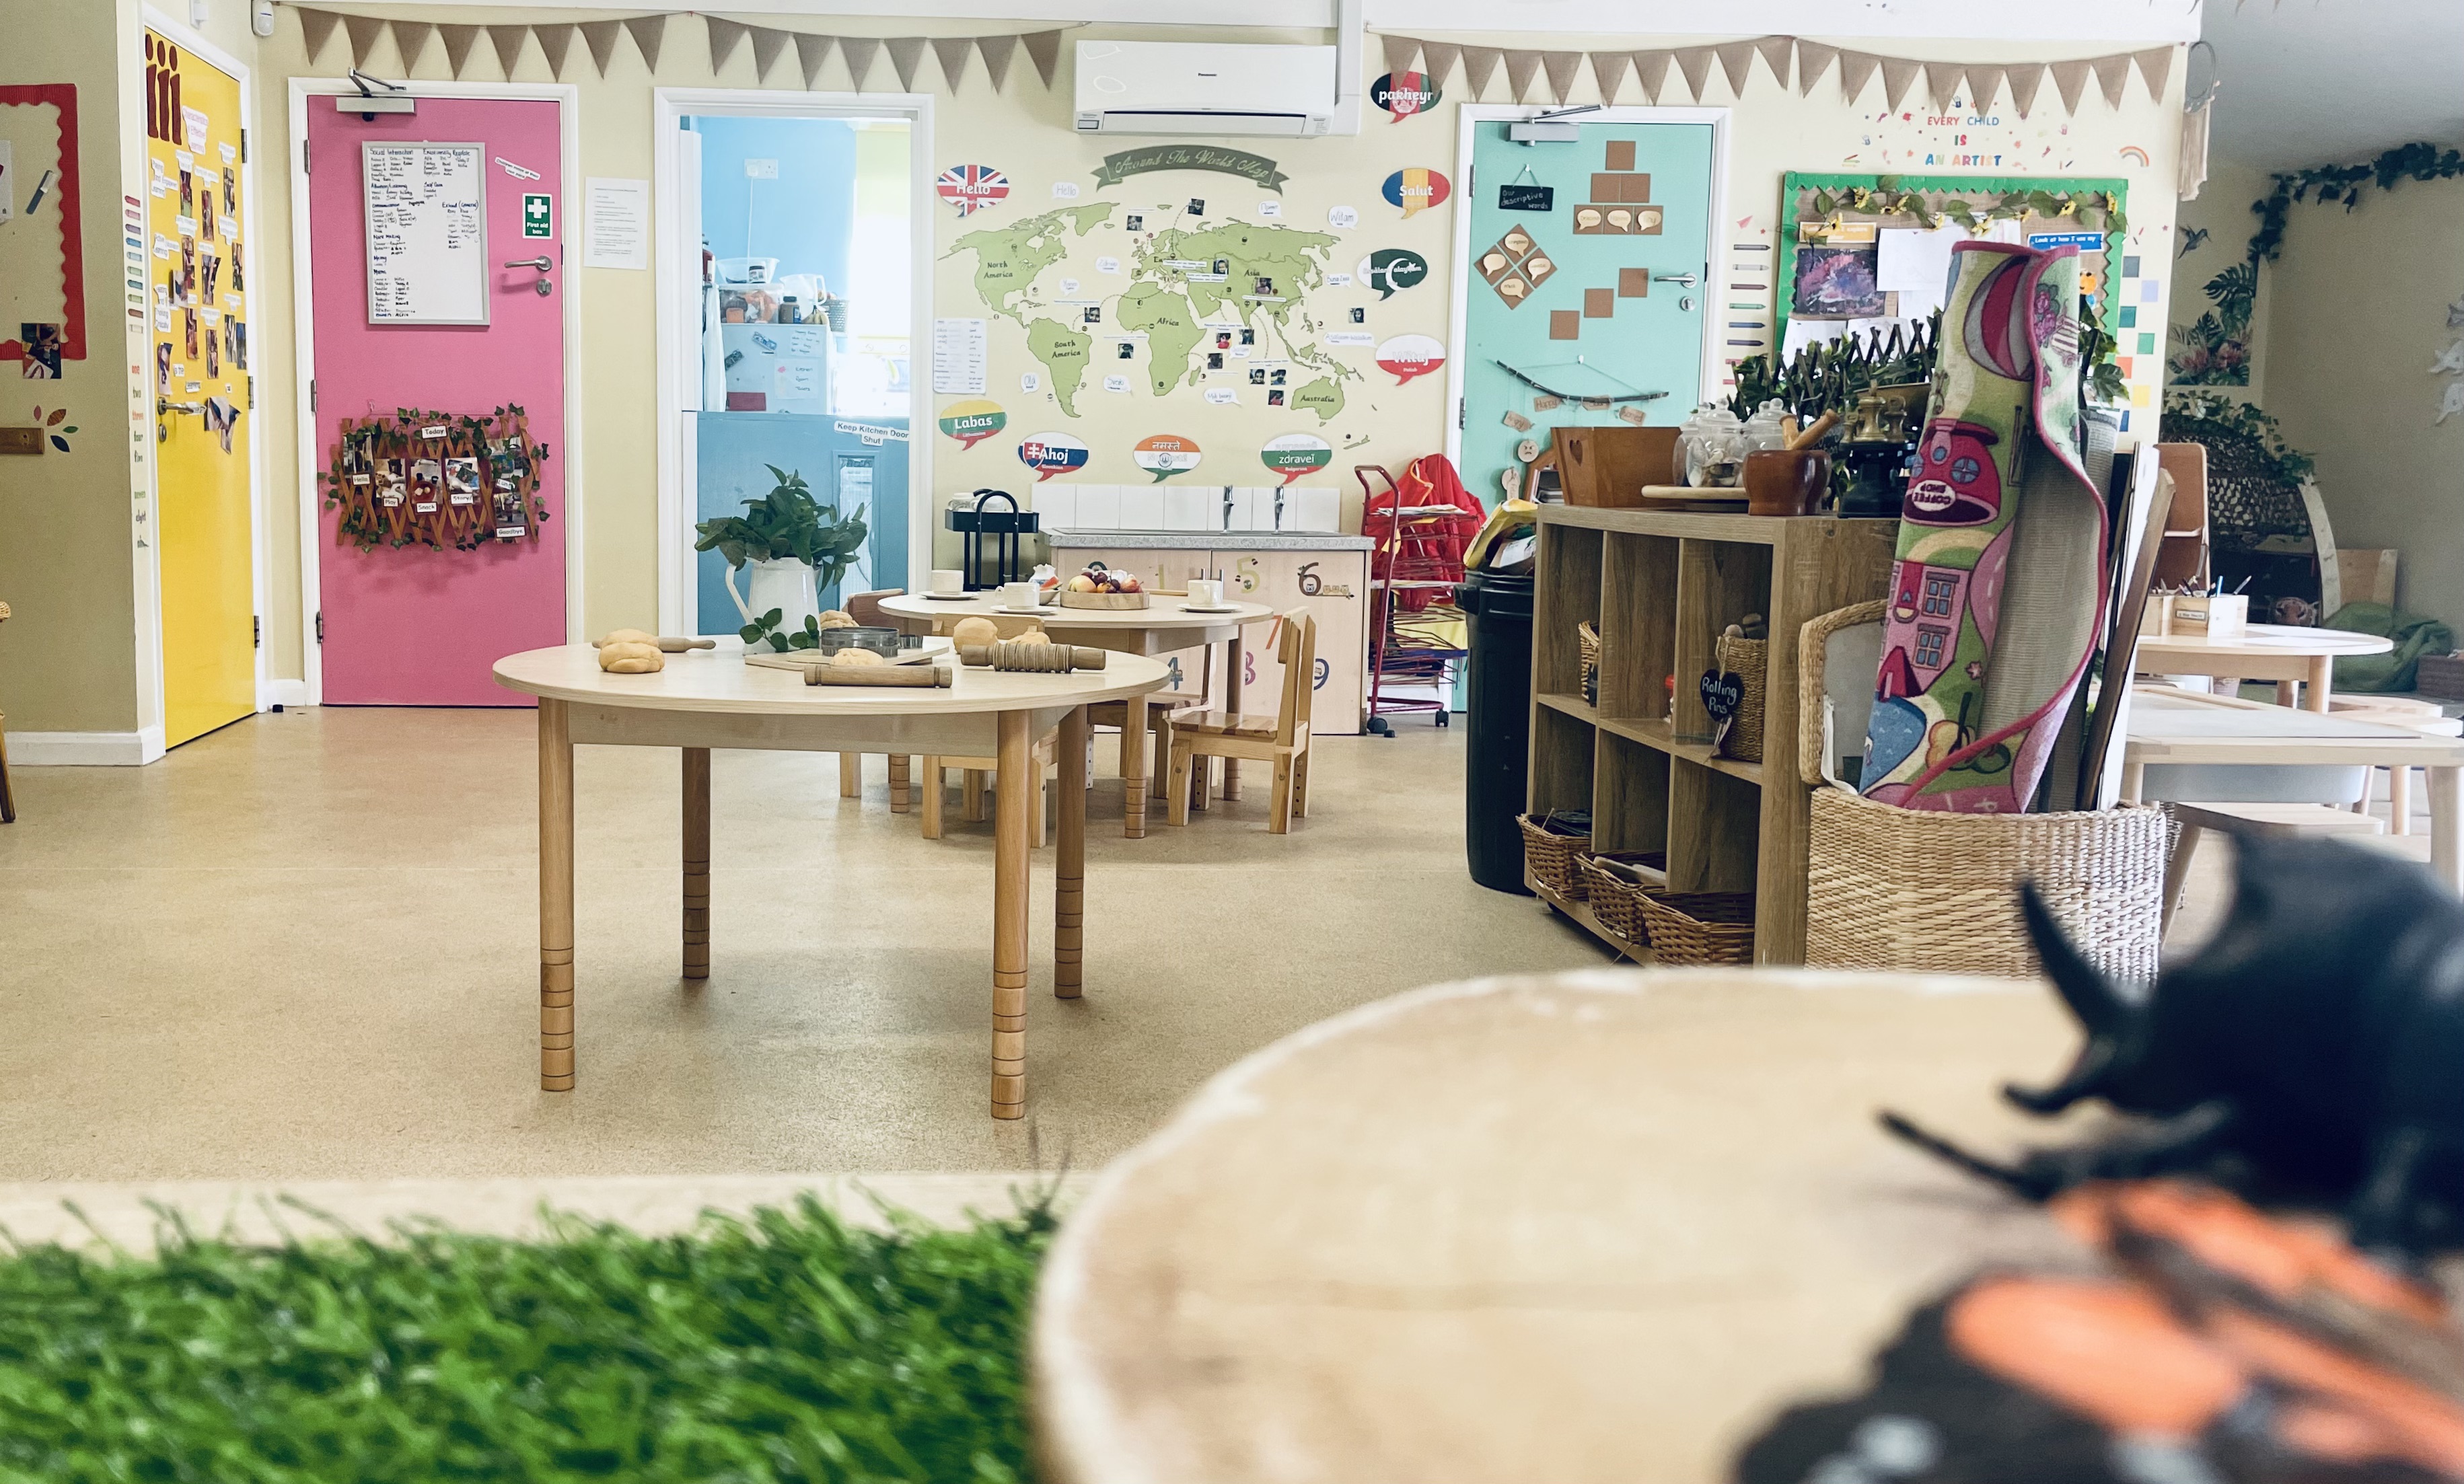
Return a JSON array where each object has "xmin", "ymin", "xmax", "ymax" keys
[
  {"xmin": 1044, "ymin": 531, "xmax": 1373, "ymax": 736},
  {"xmin": 1525, "ymin": 505, "xmax": 1897, "ymax": 965}
]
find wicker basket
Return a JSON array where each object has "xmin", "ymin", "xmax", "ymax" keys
[
  {"xmin": 1578, "ymin": 622, "xmax": 1601, "ymax": 707},
  {"xmin": 1797, "ymin": 602, "xmax": 2167, "ymax": 979},
  {"xmin": 1574, "ymin": 852, "xmax": 1667, "ymax": 950},
  {"xmin": 1519, "ymin": 813, "xmax": 1593, "ymax": 899},
  {"xmin": 1714, "ymin": 633, "xmax": 1767, "ymax": 762},
  {"xmin": 1636, "ymin": 891, "xmax": 1757, "ymax": 965}
]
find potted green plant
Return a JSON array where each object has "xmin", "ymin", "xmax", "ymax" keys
[{"xmin": 693, "ymin": 466, "xmax": 868, "ymax": 649}]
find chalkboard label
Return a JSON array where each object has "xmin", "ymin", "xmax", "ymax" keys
[{"xmin": 1498, "ymin": 184, "xmax": 1556, "ymax": 212}]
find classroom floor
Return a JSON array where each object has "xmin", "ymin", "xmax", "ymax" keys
[{"xmin": 0, "ymin": 706, "xmax": 1609, "ymax": 1183}]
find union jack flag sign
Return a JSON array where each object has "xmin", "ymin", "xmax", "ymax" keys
[{"xmin": 936, "ymin": 164, "xmax": 1010, "ymax": 217}]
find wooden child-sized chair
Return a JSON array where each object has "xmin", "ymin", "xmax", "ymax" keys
[
  {"xmin": 1166, "ymin": 609, "xmax": 1315, "ymax": 833},
  {"xmin": 922, "ymin": 612, "xmax": 1058, "ymax": 846}
]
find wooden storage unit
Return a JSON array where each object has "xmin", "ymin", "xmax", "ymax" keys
[{"xmin": 1527, "ymin": 507, "xmax": 1897, "ymax": 963}]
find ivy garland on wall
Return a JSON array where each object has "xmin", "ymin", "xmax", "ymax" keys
[{"xmin": 2243, "ymin": 141, "xmax": 2464, "ymax": 266}]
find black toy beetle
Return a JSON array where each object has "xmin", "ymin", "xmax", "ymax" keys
[{"xmin": 1884, "ymin": 834, "xmax": 2464, "ymax": 1254}]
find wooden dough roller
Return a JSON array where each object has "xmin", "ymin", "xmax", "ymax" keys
[
  {"xmin": 803, "ymin": 662, "xmax": 954, "ymax": 688},
  {"xmin": 959, "ymin": 640, "xmax": 1108, "ymax": 672}
]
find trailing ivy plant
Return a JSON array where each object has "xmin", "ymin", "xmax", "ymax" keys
[{"xmin": 2246, "ymin": 141, "xmax": 2464, "ymax": 265}]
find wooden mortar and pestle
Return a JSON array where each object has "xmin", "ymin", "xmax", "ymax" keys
[{"xmin": 1743, "ymin": 411, "xmax": 1838, "ymax": 517}]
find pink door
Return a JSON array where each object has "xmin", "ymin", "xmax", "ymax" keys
[{"xmin": 307, "ymin": 98, "xmax": 565, "ymax": 705}]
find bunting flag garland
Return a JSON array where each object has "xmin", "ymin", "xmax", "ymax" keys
[
  {"xmin": 1373, "ymin": 31, "xmax": 2181, "ymax": 117},
  {"xmin": 282, "ymin": 6, "xmax": 1078, "ymax": 94}
]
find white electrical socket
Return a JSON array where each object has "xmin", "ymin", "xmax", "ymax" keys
[{"xmin": 744, "ymin": 158, "xmax": 778, "ymax": 179}]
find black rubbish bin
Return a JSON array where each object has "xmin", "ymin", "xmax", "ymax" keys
[{"xmin": 1458, "ymin": 570, "xmax": 1536, "ymax": 894}]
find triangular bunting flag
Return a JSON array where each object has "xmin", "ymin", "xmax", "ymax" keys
[
  {"xmin": 885, "ymin": 36, "xmax": 929, "ymax": 91},
  {"xmin": 487, "ymin": 24, "xmax": 528, "ymax": 77},
  {"xmin": 2008, "ymin": 62, "xmax": 2047, "ymax": 117},
  {"xmin": 1966, "ymin": 64, "xmax": 2006, "ymax": 112},
  {"xmin": 389, "ymin": 21, "xmax": 434, "ymax": 73},
  {"xmin": 933, "ymin": 36, "xmax": 974, "ymax": 91},
  {"xmin": 842, "ymin": 36, "xmax": 882, "ymax": 89},
  {"xmin": 749, "ymin": 26, "xmax": 793, "ymax": 81},
  {"xmin": 1460, "ymin": 46, "xmax": 1503, "ymax": 99},
  {"xmin": 578, "ymin": 20, "xmax": 623, "ymax": 77},
  {"xmin": 1924, "ymin": 61, "xmax": 1961, "ymax": 113},
  {"xmin": 2050, "ymin": 58, "xmax": 2093, "ymax": 114},
  {"xmin": 1420, "ymin": 41, "xmax": 1461, "ymax": 87},
  {"xmin": 1713, "ymin": 41, "xmax": 1755, "ymax": 98},
  {"xmin": 1590, "ymin": 50, "xmax": 1633, "ymax": 104},
  {"xmin": 1381, "ymin": 33, "xmax": 1418, "ymax": 78},
  {"xmin": 1672, "ymin": 46, "xmax": 1714, "ymax": 102},
  {"xmin": 1541, "ymin": 50, "xmax": 1581, "ymax": 104},
  {"xmin": 1021, "ymin": 30, "xmax": 1064, "ymax": 87},
  {"xmin": 1502, "ymin": 49, "xmax": 1542, "ymax": 102},
  {"xmin": 975, "ymin": 33, "xmax": 1016, "ymax": 90},
  {"xmin": 2091, "ymin": 52, "xmax": 2131, "ymax": 108},
  {"xmin": 1632, "ymin": 49, "xmax": 1673, "ymax": 104},
  {"xmin": 438, "ymin": 24, "xmax": 482, "ymax": 78},
  {"xmin": 296, "ymin": 7, "xmax": 342, "ymax": 65},
  {"xmin": 794, "ymin": 32, "xmax": 836, "ymax": 88},
  {"xmin": 706, "ymin": 16, "xmax": 748, "ymax": 75},
  {"xmin": 624, "ymin": 15, "xmax": 666, "ymax": 72},
  {"xmin": 342, "ymin": 13, "xmax": 387, "ymax": 69},
  {"xmin": 1797, "ymin": 39, "xmax": 1838, "ymax": 96},
  {"xmin": 2134, "ymin": 45, "xmax": 2175, "ymax": 100},
  {"xmin": 1838, "ymin": 49, "xmax": 1880, "ymax": 103},
  {"xmin": 535, "ymin": 24, "xmax": 578, "ymax": 80},
  {"xmin": 1879, "ymin": 55, "xmax": 1921, "ymax": 112},
  {"xmin": 1755, "ymin": 35, "xmax": 1795, "ymax": 90}
]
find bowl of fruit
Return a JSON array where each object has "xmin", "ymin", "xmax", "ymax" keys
[{"xmin": 1059, "ymin": 562, "xmax": 1148, "ymax": 610}]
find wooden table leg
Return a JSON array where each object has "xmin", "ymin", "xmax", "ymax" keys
[
  {"xmin": 1222, "ymin": 632, "xmax": 1244, "ymax": 801},
  {"xmin": 683, "ymin": 747, "xmax": 710, "ymax": 981},
  {"xmin": 539, "ymin": 699, "xmax": 575, "ymax": 1092},
  {"xmin": 2392, "ymin": 766, "xmax": 2416, "ymax": 837},
  {"xmin": 2433, "ymin": 767, "xmax": 2462, "ymax": 893},
  {"xmin": 838, "ymin": 752, "xmax": 861, "ymax": 797},
  {"xmin": 2305, "ymin": 654, "xmax": 2333, "ymax": 713},
  {"xmin": 889, "ymin": 753, "xmax": 911, "ymax": 814},
  {"xmin": 1057, "ymin": 705, "xmax": 1087, "ymax": 1000},
  {"xmin": 1120, "ymin": 691, "xmax": 1150, "ymax": 839},
  {"xmin": 992, "ymin": 710, "xmax": 1032, "ymax": 1118},
  {"xmin": 2120, "ymin": 758, "xmax": 2146, "ymax": 805}
]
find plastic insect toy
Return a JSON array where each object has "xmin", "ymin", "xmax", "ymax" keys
[{"xmin": 1883, "ymin": 836, "xmax": 2464, "ymax": 1255}]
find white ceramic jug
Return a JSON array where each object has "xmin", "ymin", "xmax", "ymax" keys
[{"xmin": 725, "ymin": 556, "xmax": 820, "ymax": 634}]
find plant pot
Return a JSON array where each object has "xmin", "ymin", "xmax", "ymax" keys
[
  {"xmin": 1743, "ymin": 449, "xmax": 1832, "ymax": 517},
  {"xmin": 725, "ymin": 556, "xmax": 820, "ymax": 633}
]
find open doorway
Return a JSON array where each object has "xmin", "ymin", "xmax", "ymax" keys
[{"xmin": 657, "ymin": 96, "xmax": 924, "ymax": 638}]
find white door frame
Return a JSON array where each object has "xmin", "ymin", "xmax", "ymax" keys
[
  {"xmin": 651, "ymin": 87, "xmax": 935, "ymax": 637},
  {"xmin": 139, "ymin": 7, "xmax": 267, "ymax": 749},
  {"xmin": 1443, "ymin": 104, "xmax": 1731, "ymax": 472},
  {"xmin": 285, "ymin": 77, "xmax": 585, "ymax": 704}
]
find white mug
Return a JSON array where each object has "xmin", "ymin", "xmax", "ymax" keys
[
  {"xmin": 929, "ymin": 568, "xmax": 964, "ymax": 595},
  {"xmin": 1002, "ymin": 580, "xmax": 1038, "ymax": 610},
  {"xmin": 1188, "ymin": 579, "xmax": 1224, "ymax": 609}
]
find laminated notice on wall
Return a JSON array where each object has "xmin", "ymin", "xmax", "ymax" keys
[{"xmin": 933, "ymin": 317, "xmax": 987, "ymax": 395}]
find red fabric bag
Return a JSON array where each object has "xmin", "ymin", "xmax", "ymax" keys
[{"xmin": 1363, "ymin": 455, "xmax": 1484, "ymax": 611}]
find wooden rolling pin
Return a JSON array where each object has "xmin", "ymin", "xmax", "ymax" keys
[
  {"xmin": 803, "ymin": 662, "xmax": 953, "ymax": 688},
  {"xmin": 593, "ymin": 629, "xmax": 715, "ymax": 653},
  {"xmin": 959, "ymin": 640, "xmax": 1108, "ymax": 673},
  {"xmin": 1783, "ymin": 410, "xmax": 1840, "ymax": 451}
]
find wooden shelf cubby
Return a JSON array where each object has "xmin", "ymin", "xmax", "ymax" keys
[{"xmin": 1526, "ymin": 506, "xmax": 1897, "ymax": 963}]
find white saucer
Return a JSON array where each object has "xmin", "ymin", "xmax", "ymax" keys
[
  {"xmin": 1180, "ymin": 604, "xmax": 1242, "ymax": 614},
  {"xmin": 994, "ymin": 605, "xmax": 1045, "ymax": 616},
  {"xmin": 920, "ymin": 592, "xmax": 977, "ymax": 601}
]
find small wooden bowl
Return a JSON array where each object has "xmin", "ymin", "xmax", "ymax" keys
[
  {"xmin": 1743, "ymin": 449, "xmax": 1832, "ymax": 517},
  {"xmin": 1060, "ymin": 589, "xmax": 1149, "ymax": 610}
]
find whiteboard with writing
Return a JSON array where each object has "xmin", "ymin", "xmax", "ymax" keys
[{"xmin": 363, "ymin": 141, "xmax": 489, "ymax": 326}]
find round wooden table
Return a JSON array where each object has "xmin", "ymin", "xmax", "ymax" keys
[
  {"xmin": 879, "ymin": 593, "xmax": 1275, "ymax": 836},
  {"xmin": 494, "ymin": 642, "xmax": 1169, "ymax": 1119},
  {"xmin": 1036, "ymin": 967, "xmax": 2088, "ymax": 1483},
  {"xmin": 2137, "ymin": 622, "xmax": 2393, "ymax": 712}
]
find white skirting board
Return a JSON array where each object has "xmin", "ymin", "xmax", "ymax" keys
[
  {"xmin": 5, "ymin": 727, "xmax": 168, "ymax": 766},
  {"xmin": 266, "ymin": 678, "xmax": 313, "ymax": 709}
]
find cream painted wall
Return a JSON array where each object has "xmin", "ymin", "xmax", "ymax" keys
[
  {"xmin": 207, "ymin": 13, "xmax": 2187, "ymax": 687},
  {"xmin": 2263, "ymin": 181, "xmax": 2464, "ymax": 628}
]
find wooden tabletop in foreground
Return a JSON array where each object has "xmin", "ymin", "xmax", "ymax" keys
[{"xmin": 1034, "ymin": 968, "xmax": 2091, "ymax": 1484}]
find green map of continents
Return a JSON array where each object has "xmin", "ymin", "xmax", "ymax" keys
[{"xmin": 948, "ymin": 205, "xmax": 1358, "ymax": 423}]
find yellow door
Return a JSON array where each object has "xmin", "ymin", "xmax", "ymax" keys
[{"xmin": 146, "ymin": 30, "xmax": 254, "ymax": 746}]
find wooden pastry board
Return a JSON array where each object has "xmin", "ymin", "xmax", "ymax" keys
[
  {"xmin": 1634, "ymin": 484, "xmax": 1749, "ymax": 510},
  {"xmin": 743, "ymin": 638, "xmax": 951, "ymax": 672}
]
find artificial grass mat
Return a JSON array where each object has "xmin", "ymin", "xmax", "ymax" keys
[{"xmin": 0, "ymin": 1193, "xmax": 1054, "ymax": 1483}]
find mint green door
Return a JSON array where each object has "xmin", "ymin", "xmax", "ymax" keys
[{"xmin": 1458, "ymin": 122, "xmax": 1714, "ymax": 507}]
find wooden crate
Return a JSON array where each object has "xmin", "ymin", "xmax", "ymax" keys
[
  {"xmin": 1526, "ymin": 507, "xmax": 1897, "ymax": 965},
  {"xmin": 1554, "ymin": 426, "xmax": 1681, "ymax": 509}
]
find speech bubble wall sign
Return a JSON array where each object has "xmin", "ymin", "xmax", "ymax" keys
[
  {"xmin": 1017, "ymin": 431, "xmax": 1089, "ymax": 482},
  {"xmin": 1133, "ymin": 433, "xmax": 1203, "ymax": 482},
  {"xmin": 1261, "ymin": 432, "xmax": 1332, "ymax": 486},
  {"xmin": 1374, "ymin": 334, "xmax": 1448, "ymax": 385},
  {"xmin": 1381, "ymin": 168, "xmax": 1450, "ymax": 219},
  {"xmin": 938, "ymin": 399, "xmax": 1007, "ymax": 449},
  {"xmin": 1357, "ymin": 248, "xmax": 1430, "ymax": 300}
]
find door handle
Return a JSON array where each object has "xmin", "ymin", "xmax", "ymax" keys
[
  {"xmin": 1653, "ymin": 271, "xmax": 1700, "ymax": 289},
  {"xmin": 504, "ymin": 256, "xmax": 552, "ymax": 272}
]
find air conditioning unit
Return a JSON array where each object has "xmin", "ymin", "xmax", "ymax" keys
[{"xmin": 1075, "ymin": 40, "xmax": 1338, "ymax": 138}]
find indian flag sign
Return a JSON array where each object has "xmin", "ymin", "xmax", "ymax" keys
[
  {"xmin": 1132, "ymin": 433, "xmax": 1202, "ymax": 482},
  {"xmin": 937, "ymin": 400, "xmax": 1007, "ymax": 449},
  {"xmin": 1260, "ymin": 433, "xmax": 1332, "ymax": 486}
]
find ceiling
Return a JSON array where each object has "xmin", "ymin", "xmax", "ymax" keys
[{"xmin": 2202, "ymin": 0, "xmax": 2464, "ymax": 168}]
